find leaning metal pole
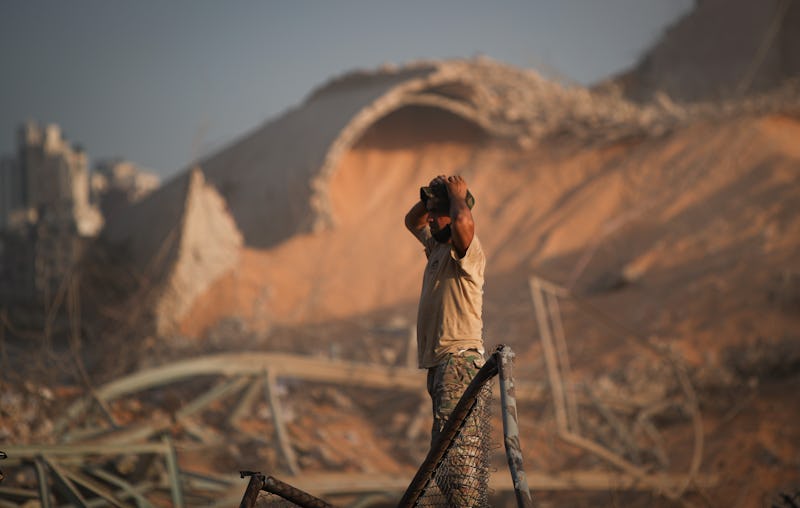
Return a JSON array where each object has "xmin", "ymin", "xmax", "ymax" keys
[
  {"xmin": 496, "ymin": 346, "xmax": 535, "ymax": 508},
  {"xmin": 263, "ymin": 475, "xmax": 335, "ymax": 508},
  {"xmin": 397, "ymin": 347, "xmax": 500, "ymax": 508},
  {"xmin": 238, "ymin": 472, "xmax": 335, "ymax": 508},
  {"xmin": 238, "ymin": 472, "xmax": 266, "ymax": 508}
]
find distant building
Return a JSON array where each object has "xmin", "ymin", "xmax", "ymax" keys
[
  {"xmin": 15, "ymin": 122, "xmax": 104, "ymax": 236},
  {"xmin": 0, "ymin": 122, "xmax": 146, "ymax": 304},
  {"xmin": 91, "ymin": 158, "xmax": 160, "ymax": 220},
  {"xmin": 0, "ymin": 157, "xmax": 26, "ymax": 230}
]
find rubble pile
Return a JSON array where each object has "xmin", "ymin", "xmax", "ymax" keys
[{"xmin": 0, "ymin": 380, "xmax": 59, "ymax": 445}]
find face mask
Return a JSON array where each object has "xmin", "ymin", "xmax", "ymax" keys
[{"xmin": 432, "ymin": 224, "xmax": 452, "ymax": 243}]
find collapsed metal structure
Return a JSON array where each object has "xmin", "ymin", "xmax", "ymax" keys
[
  {"xmin": 239, "ymin": 345, "xmax": 532, "ymax": 508},
  {"xmin": 0, "ymin": 277, "xmax": 719, "ymax": 506}
]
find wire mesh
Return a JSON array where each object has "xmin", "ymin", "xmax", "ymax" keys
[{"xmin": 415, "ymin": 381, "xmax": 494, "ymax": 508}]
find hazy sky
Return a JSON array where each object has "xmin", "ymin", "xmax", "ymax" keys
[{"xmin": 0, "ymin": 0, "xmax": 693, "ymax": 179}]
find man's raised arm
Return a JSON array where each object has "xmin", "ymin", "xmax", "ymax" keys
[
  {"xmin": 445, "ymin": 175, "xmax": 475, "ymax": 258},
  {"xmin": 405, "ymin": 200, "xmax": 428, "ymax": 236}
]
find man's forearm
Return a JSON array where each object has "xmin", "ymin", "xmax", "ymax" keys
[
  {"xmin": 405, "ymin": 200, "xmax": 428, "ymax": 233},
  {"xmin": 449, "ymin": 198, "xmax": 474, "ymax": 256}
]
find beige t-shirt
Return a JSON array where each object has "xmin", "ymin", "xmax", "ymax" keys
[{"xmin": 414, "ymin": 228, "xmax": 486, "ymax": 369}]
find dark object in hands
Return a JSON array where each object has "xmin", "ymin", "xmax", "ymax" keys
[{"xmin": 420, "ymin": 183, "xmax": 475, "ymax": 210}]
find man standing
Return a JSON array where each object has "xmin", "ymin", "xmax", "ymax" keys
[{"xmin": 405, "ymin": 174, "xmax": 488, "ymax": 506}]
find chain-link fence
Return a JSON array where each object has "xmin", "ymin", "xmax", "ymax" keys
[{"xmin": 414, "ymin": 381, "xmax": 494, "ymax": 508}]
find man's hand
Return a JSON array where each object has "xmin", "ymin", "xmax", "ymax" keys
[{"xmin": 444, "ymin": 175, "xmax": 468, "ymax": 203}]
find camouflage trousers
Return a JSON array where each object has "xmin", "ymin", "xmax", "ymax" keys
[{"xmin": 427, "ymin": 350, "xmax": 490, "ymax": 507}]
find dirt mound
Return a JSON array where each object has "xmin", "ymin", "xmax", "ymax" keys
[
  {"xmin": 190, "ymin": 58, "xmax": 695, "ymax": 249},
  {"xmin": 183, "ymin": 114, "xmax": 800, "ymax": 348},
  {"xmin": 606, "ymin": 0, "xmax": 800, "ymax": 102}
]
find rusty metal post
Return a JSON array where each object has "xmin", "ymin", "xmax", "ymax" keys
[
  {"xmin": 397, "ymin": 350, "xmax": 500, "ymax": 508},
  {"xmin": 263, "ymin": 475, "xmax": 335, "ymax": 508},
  {"xmin": 496, "ymin": 346, "xmax": 535, "ymax": 508},
  {"xmin": 238, "ymin": 472, "xmax": 265, "ymax": 508}
]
